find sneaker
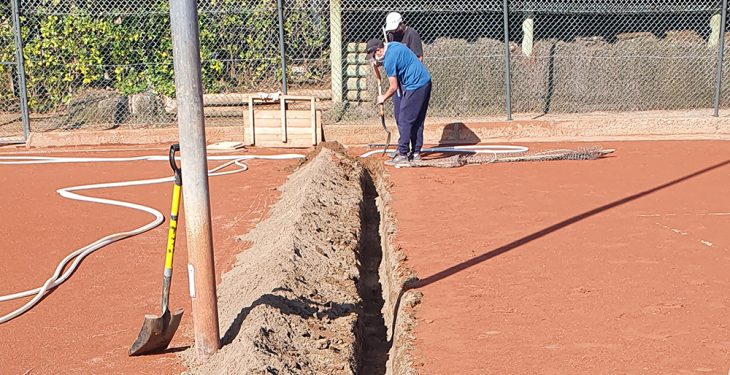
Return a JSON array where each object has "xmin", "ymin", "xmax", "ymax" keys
[
  {"xmin": 385, "ymin": 154, "xmax": 409, "ymax": 166},
  {"xmin": 411, "ymin": 152, "xmax": 422, "ymax": 162}
]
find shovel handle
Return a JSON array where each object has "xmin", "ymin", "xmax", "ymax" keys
[
  {"xmin": 165, "ymin": 184, "xmax": 181, "ymax": 271},
  {"xmin": 376, "ymin": 81, "xmax": 385, "ymax": 120},
  {"xmin": 375, "ymin": 79, "xmax": 391, "ymax": 155},
  {"xmin": 162, "ymin": 144, "xmax": 182, "ymax": 313},
  {"xmin": 169, "ymin": 144, "xmax": 182, "ymax": 185}
]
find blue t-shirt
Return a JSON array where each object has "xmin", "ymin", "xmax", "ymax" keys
[{"xmin": 383, "ymin": 42, "xmax": 431, "ymax": 91}]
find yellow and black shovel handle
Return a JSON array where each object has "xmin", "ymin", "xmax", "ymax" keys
[
  {"xmin": 126, "ymin": 144, "xmax": 184, "ymax": 356},
  {"xmin": 161, "ymin": 144, "xmax": 182, "ymax": 314}
]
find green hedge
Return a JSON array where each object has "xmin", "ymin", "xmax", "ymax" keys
[{"xmin": 0, "ymin": 0, "xmax": 328, "ymax": 112}]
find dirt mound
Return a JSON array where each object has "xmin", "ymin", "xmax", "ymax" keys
[{"xmin": 185, "ymin": 147, "xmax": 365, "ymax": 374}]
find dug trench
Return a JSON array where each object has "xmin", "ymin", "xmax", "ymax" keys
[{"xmin": 183, "ymin": 143, "xmax": 421, "ymax": 374}]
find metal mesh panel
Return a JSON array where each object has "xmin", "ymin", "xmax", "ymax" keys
[
  {"xmin": 196, "ymin": 0, "xmax": 279, "ymax": 127},
  {"xmin": 413, "ymin": 2, "xmax": 505, "ymax": 117},
  {"xmin": 19, "ymin": 0, "xmax": 175, "ymax": 130},
  {"xmin": 283, "ymin": 0, "xmax": 330, "ymax": 89},
  {"xmin": 2, "ymin": 0, "xmax": 730, "ymax": 136},
  {"xmin": 339, "ymin": 0, "xmax": 506, "ymax": 120},
  {"xmin": 0, "ymin": 2, "xmax": 23, "ymax": 142},
  {"xmin": 510, "ymin": 1, "xmax": 723, "ymax": 113},
  {"xmin": 14, "ymin": 0, "xmax": 329, "ymax": 131}
]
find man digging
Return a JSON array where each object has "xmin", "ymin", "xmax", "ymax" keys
[{"xmin": 367, "ymin": 38, "xmax": 432, "ymax": 166}]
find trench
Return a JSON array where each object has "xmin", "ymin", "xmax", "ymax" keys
[
  {"xmin": 356, "ymin": 169, "xmax": 391, "ymax": 374},
  {"xmin": 182, "ymin": 145, "xmax": 415, "ymax": 374}
]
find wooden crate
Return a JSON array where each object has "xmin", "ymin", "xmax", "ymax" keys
[{"xmin": 244, "ymin": 95, "xmax": 322, "ymax": 148}]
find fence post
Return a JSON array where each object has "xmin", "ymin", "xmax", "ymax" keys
[
  {"xmin": 277, "ymin": 0, "xmax": 288, "ymax": 94},
  {"xmin": 168, "ymin": 0, "xmax": 221, "ymax": 362},
  {"xmin": 10, "ymin": 0, "xmax": 30, "ymax": 140},
  {"xmin": 714, "ymin": 0, "xmax": 728, "ymax": 117},
  {"xmin": 522, "ymin": 12, "xmax": 534, "ymax": 57},
  {"xmin": 329, "ymin": 0, "xmax": 343, "ymax": 103},
  {"xmin": 502, "ymin": 0, "xmax": 513, "ymax": 120}
]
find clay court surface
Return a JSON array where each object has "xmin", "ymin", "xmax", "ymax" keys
[
  {"xmin": 1, "ymin": 140, "xmax": 729, "ymax": 374},
  {"xmin": 388, "ymin": 141, "xmax": 730, "ymax": 374},
  {"xmin": 0, "ymin": 146, "xmax": 299, "ymax": 374}
]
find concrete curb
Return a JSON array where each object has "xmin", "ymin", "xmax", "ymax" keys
[
  {"xmin": 23, "ymin": 111, "xmax": 730, "ymax": 148},
  {"xmin": 325, "ymin": 114, "xmax": 730, "ymax": 145}
]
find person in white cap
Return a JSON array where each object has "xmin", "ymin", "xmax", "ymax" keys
[{"xmin": 384, "ymin": 12, "xmax": 423, "ymax": 61}]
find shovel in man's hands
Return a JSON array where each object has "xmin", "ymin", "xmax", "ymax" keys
[{"xmin": 372, "ymin": 61, "xmax": 391, "ymax": 155}]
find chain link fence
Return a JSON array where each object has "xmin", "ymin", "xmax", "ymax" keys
[
  {"xmin": 509, "ymin": 1, "xmax": 724, "ymax": 114},
  {"xmin": 337, "ymin": 0, "xmax": 507, "ymax": 120},
  {"xmin": 1, "ymin": 0, "xmax": 729, "ymax": 139},
  {"xmin": 8, "ymin": 0, "xmax": 329, "ymax": 134}
]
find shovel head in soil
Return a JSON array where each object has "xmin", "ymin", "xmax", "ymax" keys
[{"xmin": 129, "ymin": 308, "xmax": 184, "ymax": 356}]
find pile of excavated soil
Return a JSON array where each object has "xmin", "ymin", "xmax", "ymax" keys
[
  {"xmin": 185, "ymin": 146, "xmax": 366, "ymax": 374},
  {"xmin": 182, "ymin": 144, "xmax": 424, "ymax": 375}
]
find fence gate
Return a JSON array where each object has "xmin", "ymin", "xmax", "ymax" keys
[{"xmin": 0, "ymin": 0, "xmax": 29, "ymax": 144}]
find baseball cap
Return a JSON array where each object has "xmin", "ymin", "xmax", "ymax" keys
[
  {"xmin": 365, "ymin": 39, "xmax": 384, "ymax": 60},
  {"xmin": 384, "ymin": 12, "xmax": 402, "ymax": 32}
]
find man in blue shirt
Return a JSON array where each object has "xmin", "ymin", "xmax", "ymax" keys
[{"xmin": 366, "ymin": 39, "xmax": 432, "ymax": 165}]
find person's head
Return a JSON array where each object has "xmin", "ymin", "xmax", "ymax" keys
[
  {"xmin": 384, "ymin": 12, "xmax": 405, "ymax": 34},
  {"xmin": 366, "ymin": 39, "xmax": 386, "ymax": 64}
]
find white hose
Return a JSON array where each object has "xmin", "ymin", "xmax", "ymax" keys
[
  {"xmin": 0, "ymin": 152, "xmax": 304, "ymax": 324},
  {"xmin": 358, "ymin": 145, "xmax": 529, "ymax": 158}
]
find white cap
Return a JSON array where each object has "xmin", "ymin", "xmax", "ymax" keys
[{"xmin": 384, "ymin": 12, "xmax": 402, "ymax": 32}]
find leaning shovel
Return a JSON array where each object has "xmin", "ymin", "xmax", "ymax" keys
[{"xmin": 129, "ymin": 144, "xmax": 184, "ymax": 356}]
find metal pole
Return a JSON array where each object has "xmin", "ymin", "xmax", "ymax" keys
[
  {"xmin": 714, "ymin": 0, "xmax": 728, "ymax": 117},
  {"xmin": 502, "ymin": 0, "xmax": 513, "ymax": 120},
  {"xmin": 277, "ymin": 0, "xmax": 288, "ymax": 94},
  {"xmin": 10, "ymin": 0, "xmax": 30, "ymax": 141},
  {"xmin": 168, "ymin": 0, "xmax": 220, "ymax": 362}
]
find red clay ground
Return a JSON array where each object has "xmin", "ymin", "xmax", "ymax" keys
[
  {"xmin": 0, "ymin": 146, "xmax": 300, "ymax": 374},
  {"xmin": 386, "ymin": 141, "xmax": 730, "ymax": 374}
]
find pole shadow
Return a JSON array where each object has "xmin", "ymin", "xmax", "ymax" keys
[{"xmin": 388, "ymin": 158, "xmax": 730, "ymax": 347}]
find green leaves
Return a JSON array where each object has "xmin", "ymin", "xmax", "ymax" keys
[{"xmin": 7, "ymin": 0, "xmax": 329, "ymax": 112}]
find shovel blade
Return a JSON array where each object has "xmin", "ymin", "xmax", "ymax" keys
[{"xmin": 128, "ymin": 308, "xmax": 183, "ymax": 356}]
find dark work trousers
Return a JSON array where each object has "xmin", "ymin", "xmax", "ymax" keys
[{"xmin": 393, "ymin": 81, "xmax": 431, "ymax": 156}]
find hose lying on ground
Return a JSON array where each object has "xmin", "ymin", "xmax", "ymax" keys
[{"xmin": 0, "ymin": 152, "xmax": 305, "ymax": 324}]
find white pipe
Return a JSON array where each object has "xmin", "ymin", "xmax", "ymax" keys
[
  {"xmin": 0, "ymin": 154, "xmax": 306, "ymax": 165},
  {"xmin": 0, "ymin": 152, "xmax": 304, "ymax": 324}
]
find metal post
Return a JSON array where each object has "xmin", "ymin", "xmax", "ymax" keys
[
  {"xmin": 502, "ymin": 0, "xmax": 513, "ymax": 120},
  {"xmin": 277, "ymin": 0, "xmax": 288, "ymax": 94},
  {"xmin": 714, "ymin": 0, "xmax": 728, "ymax": 117},
  {"xmin": 168, "ymin": 0, "xmax": 220, "ymax": 362},
  {"xmin": 10, "ymin": 0, "xmax": 30, "ymax": 140},
  {"xmin": 329, "ymin": 0, "xmax": 343, "ymax": 103},
  {"xmin": 522, "ymin": 13, "xmax": 534, "ymax": 57}
]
